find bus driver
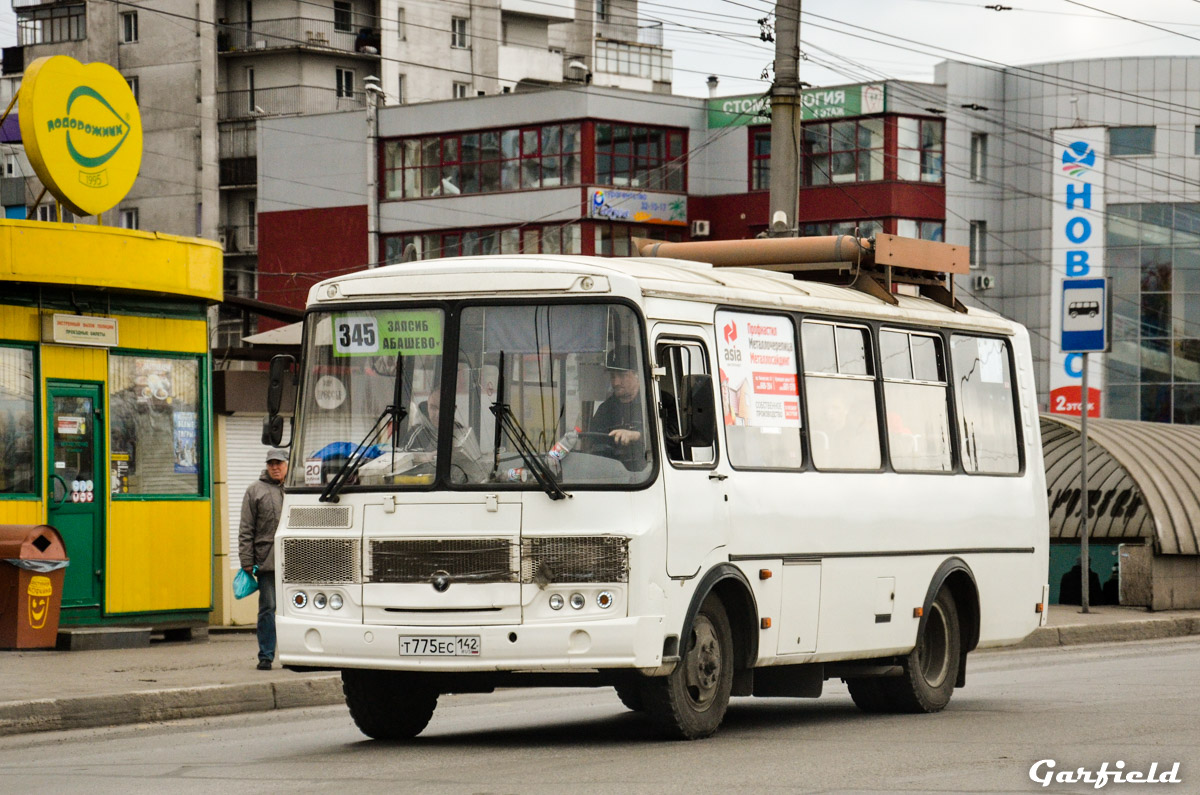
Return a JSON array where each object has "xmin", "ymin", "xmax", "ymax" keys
[{"xmin": 586, "ymin": 345, "xmax": 649, "ymax": 470}]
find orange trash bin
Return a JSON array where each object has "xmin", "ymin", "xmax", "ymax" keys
[{"xmin": 0, "ymin": 525, "xmax": 69, "ymax": 649}]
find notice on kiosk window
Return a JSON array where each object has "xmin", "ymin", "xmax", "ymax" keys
[
  {"xmin": 715, "ymin": 311, "xmax": 801, "ymax": 429},
  {"xmin": 332, "ymin": 311, "xmax": 443, "ymax": 357}
]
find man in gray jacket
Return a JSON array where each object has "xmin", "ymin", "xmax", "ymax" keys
[{"xmin": 239, "ymin": 448, "xmax": 288, "ymax": 670}]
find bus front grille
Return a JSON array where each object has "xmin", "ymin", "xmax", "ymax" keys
[
  {"xmin": 282, "ymin": 537, "xmax": 361, "ymax": 583},
  {"xmin": 368, "ymin": 539, "xmax": 519, "ymax": 583},
  {"xmin": 521, "ymin": 536, "xmax": 629, "ymax": 584},
  {"xmin": 287, "ymin": 506, "xmax": 353, "ymax": 529}
]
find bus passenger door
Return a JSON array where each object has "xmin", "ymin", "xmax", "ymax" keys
[{"xmin": 654, "ymin": 332, "xmax": 729, "ymax": 578}]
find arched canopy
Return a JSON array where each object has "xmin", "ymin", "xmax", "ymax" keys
[{"xmin": 1041, "ymin": 415, "xmax": 1200, "ymax": 555}]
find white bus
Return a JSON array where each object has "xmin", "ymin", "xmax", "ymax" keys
[{"xmin": 267, "ymin": 235, "xmax": 1049, "ymax": 740}]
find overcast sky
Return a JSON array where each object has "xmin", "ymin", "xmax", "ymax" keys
[{"xmin": 3, "ymin": 0, "xmax": 1200, "ymax": 98}]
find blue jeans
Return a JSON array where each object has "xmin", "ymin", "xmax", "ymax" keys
[{"xmin": 257, "ymin": 572, "xmax": 276, "ymax": 663}]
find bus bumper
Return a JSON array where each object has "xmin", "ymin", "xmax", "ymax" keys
[{"xmin": 276, "ymin": 614, "xmax": 669, "ymax": 671}]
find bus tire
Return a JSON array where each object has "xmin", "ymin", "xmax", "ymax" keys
[
  {"xmin": 876, "ymin": 588, "xmax": 962, "ymax": 714},
  {"xmin": 844, "ymin": 677, "xmax": 891, "ymax": 713},
  {"xmin": 341, "ymin": 668, "xmax": 439, "ymax": 740},
  {"xmin": 614, "ymin": 681, "xmax": 646, "ymax": 712},
  {"xmin": 640, "ymin": 595, "xmax": 734, "ymax": 740}
]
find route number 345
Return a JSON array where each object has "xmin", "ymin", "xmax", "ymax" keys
[{"xmin": 335, "ymin": 317, "xmax": 379, "ymax": 353}]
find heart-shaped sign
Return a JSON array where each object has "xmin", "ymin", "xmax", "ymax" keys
[{"xmin": 18, "ymin": 55, "xmax": 143, "ymax": 217}]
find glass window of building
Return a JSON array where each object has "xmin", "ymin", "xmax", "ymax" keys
[
  {"xmin": 17, "ymin": 4, "xmax": 86, "ymax": 45},
  {"xmin": 1107, "ymin": 202, "xmax": 1200, "ymax": 422},
  {"xmin": 897, "ymin": 117, "xmax": 944, "ymax": 182},
  {"xmin": 750, "ymin": 127, "xmax": 770, "ymax": 191},
  {"xmin": 333, "ymin": 1, "xmax": 352, "ymax": 32},
  {"xmin": 595, "ymin": 124, "xmax": 686, "ymax": 191},
  {"xmin": 970, "ymin": 220, "xmax": 987, "ymax": 269},
  {"xmin": 595, "ymin": 224, "xmax": 682, "ymax": 257},
  {"xmin": 801, "ymin": 118, "xmax": 884, "ymax": 186},
  {"xmin": 451, "ymin": 17, "xmax": 468, "ymax": 48},
  {"xmin": 970, "ymin": 133, "xmax": 987, "ymax": 181},
  {"xmin": 384, "ymin": 223, "xmax": 583, "ymax": 262},
  {"xmin": 108, "ymin": 355, "xmax": 205, "ymax": 495},
  {"xmin": 384, "ymin": 123, "xmax": 583, "ymax": 200},
  {"xmin": 120, "ymin": 11, "xmax": 137, "ymax": 43},
  {"xmin": 0, "ymin": 346, "xmax": 36, "ymax": 496},
  {"xmin": 1110, "ymin": 126, "xmax": 1155, "ymax": 157}
]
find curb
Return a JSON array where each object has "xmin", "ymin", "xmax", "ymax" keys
[
  {"xmin": 2, "ymin": 618, "xmax": 1197, "ymax": 737},
  {"xmin": 0, "ymin": 674, "xmax": 342, "ymax": 737}
]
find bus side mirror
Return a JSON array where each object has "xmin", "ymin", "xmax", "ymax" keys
[
  {"xmin": 267, "ymin": 354, "xmax": 296, "ymax": 416},
  {"xmin": 264, "ymin": 354, "xmax": 296, "ymax": 447},
  {"xmin": 262, "ymin": 415, "xmax": 285, "ymax": 447}
]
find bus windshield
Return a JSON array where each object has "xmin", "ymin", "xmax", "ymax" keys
[
  {"xmin": 288, "ymin": 302, "xmax": 653, "ymax": 489},
  {"xmin": 288, "ymin": 308, "xmax": 445, "ymax": 489}
]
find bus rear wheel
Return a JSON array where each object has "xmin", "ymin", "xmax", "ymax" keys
[
  {"xmin": 641, "ymin": 595, "xmax": 734, "ymax": 740},
  {"xmin": 847, "ymin": 588, "xmax": 961, "ymax": 714},
  {"xmin": 341, "ymin": 669, "xmax": 439, "ymax": 740}
]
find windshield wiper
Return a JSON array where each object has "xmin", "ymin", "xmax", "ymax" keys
[
  {"xmin": 489, "ymin": 351, "xmax": 568, "ymax": 501},
  {"xmin": 320, "ymin": 352, "xmax": 408, "ymax": 503}
]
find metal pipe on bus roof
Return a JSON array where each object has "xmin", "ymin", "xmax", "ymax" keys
[{"xmin": 634, "ymin": 235, "xmax": 873, "ymax": 267}]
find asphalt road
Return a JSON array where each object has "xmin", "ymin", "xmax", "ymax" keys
[{"xmin": 3, "ymin": 638, "xmax": 1198, "ymax": 794}]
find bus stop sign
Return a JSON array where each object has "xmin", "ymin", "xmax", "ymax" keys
[{"xmin": 1061, "ymin": 278, "xmax": 1108, "ymax": 353}]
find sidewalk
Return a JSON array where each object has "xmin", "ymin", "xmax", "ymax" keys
[{"xmin": 2, "ymin": 605, "xmax": 1198, "ymax": 737}]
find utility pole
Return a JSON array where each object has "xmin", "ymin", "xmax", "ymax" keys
[{"xmin": 769, "ymin": 0, "xmax": 801, "ymax": 236}]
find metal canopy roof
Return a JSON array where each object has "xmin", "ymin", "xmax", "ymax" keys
[{"xmin": 1041, "ymin": 415, "xmax": 1200, "ymax": 555}]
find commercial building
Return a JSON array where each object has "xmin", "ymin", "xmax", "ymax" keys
[{"xmin": 0, "ymin": 220, "xmax": 223, "ymax": 631}]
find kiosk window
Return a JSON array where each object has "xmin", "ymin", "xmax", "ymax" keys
[
  {"xmin": 109, "ymin": 355, "xmax": 204, "ymax": 495},
  {"xmin": 0, "ymin": 346, "xmax": 36, "ymax": 495}
]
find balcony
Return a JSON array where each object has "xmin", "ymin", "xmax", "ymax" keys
[
  {"xmin": 217, "ymin": 85, "xmax": 365, "ymax": 121},
  {"xmin": 596, "ymin": 19, "xmax": 663, "ymax": 46},
  {"xmin": 217, "ymin": 18, "xmax": 380, "ymax": 56},
  {"xmin": 220, "ymin": 157, "xmax": 257, "ymax": 188},
  {"xmin": 501, "ymin": 0, "xmax": 572, "ymax": 22},
  {"xmin": 498, "ymin": 45, "xmax": 564, "ymax": 88}
]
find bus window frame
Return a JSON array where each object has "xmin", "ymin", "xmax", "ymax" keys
[
  {"xmin": 654, "ymin": 335, "xmax": 719, "ymax": 471},
  {"xmin": 877, "ymin": 326, "xmax": 956, "ymax": 476},
  {"xmin": 947, "ymin": 330, "xmax": 1026, "ymax": 478}
]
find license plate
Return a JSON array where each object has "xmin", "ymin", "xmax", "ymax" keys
[{"xmin": 398, "ymin": 635, "xmax": 481, "ymax": 656}]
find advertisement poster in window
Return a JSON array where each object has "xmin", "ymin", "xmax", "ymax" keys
[
  {"xmin": 714, "ymin": 311, "xmax": 800, "ymax": 429},
  {"xmin": 173, "ymin": 411, "xmax": 198, "ymax": 474},
  {"xmin": 135, "ymin": 358, "xmax": 173, "ymax": 403}
]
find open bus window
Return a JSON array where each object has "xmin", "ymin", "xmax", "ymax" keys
[
  {"xmin": 656, "ymin": 341, "xmax": 716, "ymax": 466},
  {"xmin": 803, "ymin": 321, "xmax": 881, "ymax": 470},
  {"xmin": 951, "ymin": 335, "xmax": 1020, "ymax": 474},
  {"xmin": 456, "ymin": 303, "xmax": 653, "ymax": 486},
  {"xmin": 288, "ymin": 310, "xmax": 445, "ymax": 488},
  {"xmin": 716, "ymin": 311, "xmax": 803, "ymax": 470},
  {"xmin": 880, "ymin": 329, "xmax": 953, "ymax": 473}
]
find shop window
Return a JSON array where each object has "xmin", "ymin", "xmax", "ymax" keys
[
  {"xmin": 803, "ymin": 321, "xmax": 881, "ymax": 470},
  {"xmin": 109, "ymin": 355, "xmax": 205, "ymax": 496},
  {"xmin": 718, "ymin": 311, "xmax": 802, "ymax": 470},
  {"xmin": 0, "ymin": 346, "xmax": 36, "ymax": 496},
  {"xmin": 950, "ymin": 335, "xmax": 1019, "ymax": 474},
  {"xmin": 1110, "ymin": 126, "xmax": 1155, "ymax": 157},
  {"xmin": 595, "ymin": 123, "xmax": 686, "ymax": 191}
]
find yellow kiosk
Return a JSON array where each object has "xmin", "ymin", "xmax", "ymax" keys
[{"xmin": 0, "ymin": 57, "xmax": 221, "ymax": 633}]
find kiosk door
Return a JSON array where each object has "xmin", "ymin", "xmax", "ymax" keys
[{"xmin": 46, "ymin": 382, "xmax": 105, "ymax": 609}]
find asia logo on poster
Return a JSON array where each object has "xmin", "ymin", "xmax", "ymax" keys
[{"xmin": 714, "ymin": 311, "xmax": 800, "ymax": 429}]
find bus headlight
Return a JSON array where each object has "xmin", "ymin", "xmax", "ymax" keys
[
  {"xmin": 548, "ymin": 594, "xmax": 564, "ymax": 610},
  {"xmin": 313, "ymin": 592, "xmax": 327, "ymax": 609},
  {"xmin": 329, "ymin": 593, "xmax": 343, "ymax": 610},
  {"xmin": 569, "ymin": 593, "xmax": 585, "ymax": 610}
]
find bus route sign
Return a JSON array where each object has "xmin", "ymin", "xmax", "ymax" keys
[{"xmin": 1060, "ymin": 278, "xmax": 1108, "ymax": 354}]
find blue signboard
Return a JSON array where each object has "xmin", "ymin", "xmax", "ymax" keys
[{"xmin": 1061, "ymin": 278, "xmax": 1108, "ymax": 353}]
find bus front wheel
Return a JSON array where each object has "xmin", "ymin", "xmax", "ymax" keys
[
  {"xmin": 341, "ymin": 669, "xmax": 439, "ymax": 739},
  {"xmin": 641, "ymin": 595, "xmax": 734, "ymax": 739},
  {"xmin": 847, "ymin": 588, "xmax": 961, "ymax": 714}
]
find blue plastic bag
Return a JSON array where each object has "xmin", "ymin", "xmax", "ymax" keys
[{"xmin": 234, "ymin": 566, "xmax": 259, "ymax": 599}]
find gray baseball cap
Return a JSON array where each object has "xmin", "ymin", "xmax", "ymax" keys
[{"xmin": 265, "ymin": 447, "xmax": 289, "ymax": 462}]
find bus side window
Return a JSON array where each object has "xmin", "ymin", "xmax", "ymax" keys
[
  {"xmin": 803, "ymin": 320, "xmax": 882, "ymax": 471},
  {"xmin": 656, "ymin": 341, "xmax": 716, "ymax": 466}
]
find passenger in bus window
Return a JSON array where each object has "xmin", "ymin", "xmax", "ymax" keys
[
  {"xmin": 401, "ymin": 380, "xmax": 486, "ymax": 482},
  {"xmin": 586, "ymin": 345, "xmax": 648, "ymax": 470}
]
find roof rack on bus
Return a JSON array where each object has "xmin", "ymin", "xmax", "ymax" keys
[{"xmin": 632, "ymin": 235, "xmax": 969, "ymax": 313}]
